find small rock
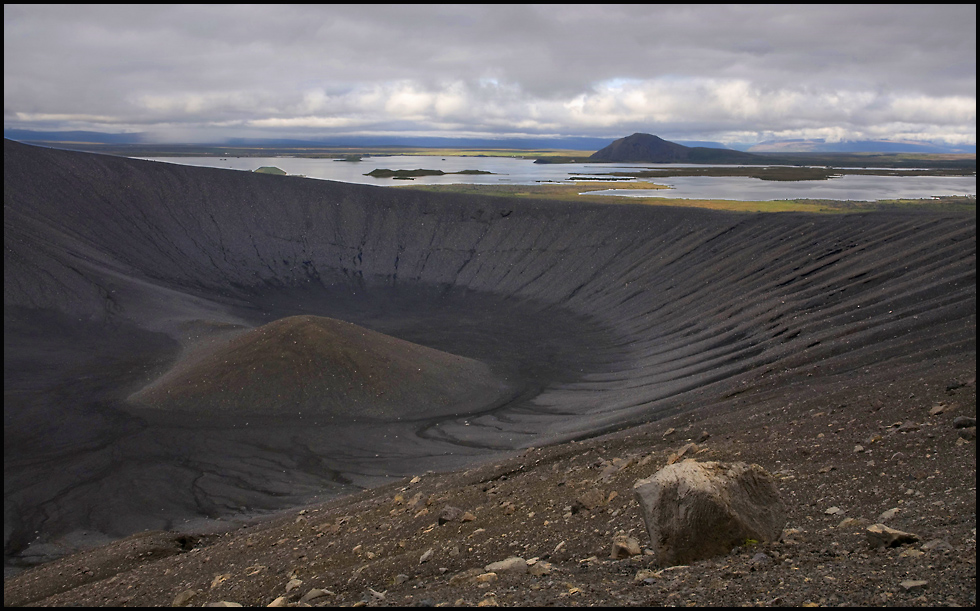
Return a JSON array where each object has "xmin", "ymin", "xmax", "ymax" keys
[
  {"xmin": 406, "ymin": 493, "xmax": 425, "ymax": 509},
  {"xmin": 610, "ymin": 535, "xmax": 642, "ymax": 559},
  {"xmin": 317, "ymin": 522, "xmax": 341, "ymax": 535},
  {"xmin": 572, "ymin": 488, "xmax": 606, "ymax": 513},
  {"xmin": 419, "ymin": 549, "xmax": 434, "ymax": 564},
  {"xmin": 662, "ymin": 427, "xmax": 676, "ymax": 438},
  {"xmin": 267, "ymin": 597, "xmax": 288, "ymax": 607},
  {"xmin": 666, "ymin": 443, "xmax": 698, "ymax": 465},
  {"xmin": 696, "ymin": 431, "xmax": 711, "ymax": 443},
  {"xmin": 475, "ymin": 572, "xmax": 498, "ymax": 583},
  {"xmin": 211, "ymin": 573, "xmax": 231, "ymax": 589},
  {"xmin": 438, "ymin": 506, "xmax": 464, "ymax": 525},
  {"xmin": 825, "ymin": 506, "xmax": 842, "ymax": 515},
  {"xmin": 866, "ymin": 523, "xmax": 919, "ymax": 548},
  {"xmin": 837, "ymin": 517, "xmax": 867, "ymax": 529},
  {"xmin": 878, "ymin": 507, "xmax": 900, "ymax": 521},
  {"xmin": 597, "ymin": 463, "xmax": 620, "ymax": 482},
  {"xmin": 461, "ymin": 511, "xmax": 476, "ymax": 522},
  {"xmin": 448, "ymin": 568, "xmax": 484, "ymax": 585},
  {"xmin": 952, "ymin": 416, "xmax": 976, "ymax": 428},
  {"xmin": 853, "ymin": 444, "xmax": 865, "ymax": 453},
  {"xmin": 921, "ymin": 539, "xmax": 953, "ymax": 553},
  {"xmin": 781, "ymin": 527, "xmax": 801, "ymax": 541},
  {"xmin": 284, "ymin": 578, "xmax": 303, "ymax": 593},
  {"xmin": 750, "ymin": 552, "xmax": 772, "ymax": 566},
  {"xmin": 958, "ymin": 427, "xmax": 977, "ymax": 441},
  {"xmin": 172, "ymin": 589, "xmax": 199, "ymax": 607},
  {"xmin": 300, "ymin": 589, "xmax": 335, "ymax": 604},
  {"xmin": 900, "ymin": 580, "xmax": 928, "ymax": 591},
  {"xmin": 818, "ymin": 465, "xmax": 835, "ymax": 473},
  {"xmin": 528, "ymin": 561, "xmax": 553, "ymax": 577},
  {"xmin": 635, "ymin": 569, "xmax": 659, "ymax": 581},
  {"xmin": 484, "ymin": 557, "xmax": 527, "ymax": 574},
  {"xmin": 929, "ymin": 404, "xmax": 946, "ymax": 416},
  {"xmin": 393, "ymin": 574, "xmax": 410, "ymax": 585}
]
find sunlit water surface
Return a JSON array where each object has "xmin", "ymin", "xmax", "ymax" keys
[{"xmin": 142, "ymin": 155, "xmax": 976, "ymax": 201}]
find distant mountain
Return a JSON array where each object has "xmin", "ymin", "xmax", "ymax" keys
[
  {"xmin": 589, "ymin": 133, "xmax": 763, "ymax": 164},
  {"xmin": 747, "ymin": 138, "xmax": 976, "ymax": 154},
  {"xmin": 673, "ymin": 140, "xmax": 732, "ymax": 150},
  {"xmin": 9, "ymin": 128, "xmax": 970, "ymax": 157},
  {"xmin": 3, "ymin": 129, "xmax": 613, "ymax": 151},
  {"xmin": 3, "ymin": 129, "xmax": 146, "ymax": 144}
]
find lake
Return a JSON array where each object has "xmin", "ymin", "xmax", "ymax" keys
[{"xmin": 142, "ymin": 155, "xmax": 977, "ymax": 202}]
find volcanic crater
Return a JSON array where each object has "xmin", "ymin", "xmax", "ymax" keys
[{"xmin": 3, "ymin": 139, "xmax": 976, "ymax": 576}]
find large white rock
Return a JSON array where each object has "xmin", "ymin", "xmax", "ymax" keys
[{"xmin": 633, "ymin": 460, "xmax": 785, "ymax": 566}]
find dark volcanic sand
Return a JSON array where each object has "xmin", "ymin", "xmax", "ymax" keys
[{"xmin": 3, "ymin": 140, "xmax": 975, "ymax": 603}]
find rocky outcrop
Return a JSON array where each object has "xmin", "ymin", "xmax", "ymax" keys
[
  {"xmin": 633, "ymin": 460, "xmax": 785, "ymax": 566},
  {"xmin": 866, "ymin": 523, "xmax": 919, "ymax": 548}
]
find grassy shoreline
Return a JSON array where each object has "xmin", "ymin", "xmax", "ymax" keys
[{"xmin": 396, "ymin": 182, "xmax": 977, "ymax": 214}]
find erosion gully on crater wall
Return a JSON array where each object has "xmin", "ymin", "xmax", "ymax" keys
[{"xmin": 3, "ymin": 139, "xmax": 975, "ymax": 570}]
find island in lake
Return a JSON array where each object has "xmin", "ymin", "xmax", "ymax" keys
[{"xmin": 366, "ymin": 168, "xmax": 494, "ymax": 180}]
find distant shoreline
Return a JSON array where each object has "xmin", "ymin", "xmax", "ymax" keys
[{"xmin": 5, "ymin": 139, "xmax": 976, "ymax": 171}]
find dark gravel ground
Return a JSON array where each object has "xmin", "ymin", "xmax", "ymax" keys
[{"xmin": 5, "ymin": 351, "xmax": 974, "ymax": 607}]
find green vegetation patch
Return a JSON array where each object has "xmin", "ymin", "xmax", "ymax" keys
[
  {"xmin": 594, "ymin": 166, "xmax": 975, "ymax": 182},
  {"xmin": 253, "ymin": 166, "xmax": 287, "ymax": 175},
  {"xmin": 396, "ymin": 183, "xmax": 976, "ymax": 215}
]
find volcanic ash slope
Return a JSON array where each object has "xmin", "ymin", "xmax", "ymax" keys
[{"xmin": 127, "ymin": 314, "xmax": 513, "ymax": 422}]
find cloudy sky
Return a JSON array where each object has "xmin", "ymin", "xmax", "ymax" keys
[{"xmin": 4, "ymin": 4, "xmax": 976, "ymax": 146}]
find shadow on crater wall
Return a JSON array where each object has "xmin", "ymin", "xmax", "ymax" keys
[{"xmin": 3, "ymin": 139, "xmax": 975, "ymax": 569}]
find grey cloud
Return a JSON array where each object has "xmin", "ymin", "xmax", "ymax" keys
[{"xmin": 4, "ymin": 4, "xmax": 975, "ymax": 144}]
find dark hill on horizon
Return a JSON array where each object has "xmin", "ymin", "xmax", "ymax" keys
[{"xmin": 589, "ymin": 133, "xmax": 765, "ymax": 164}]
